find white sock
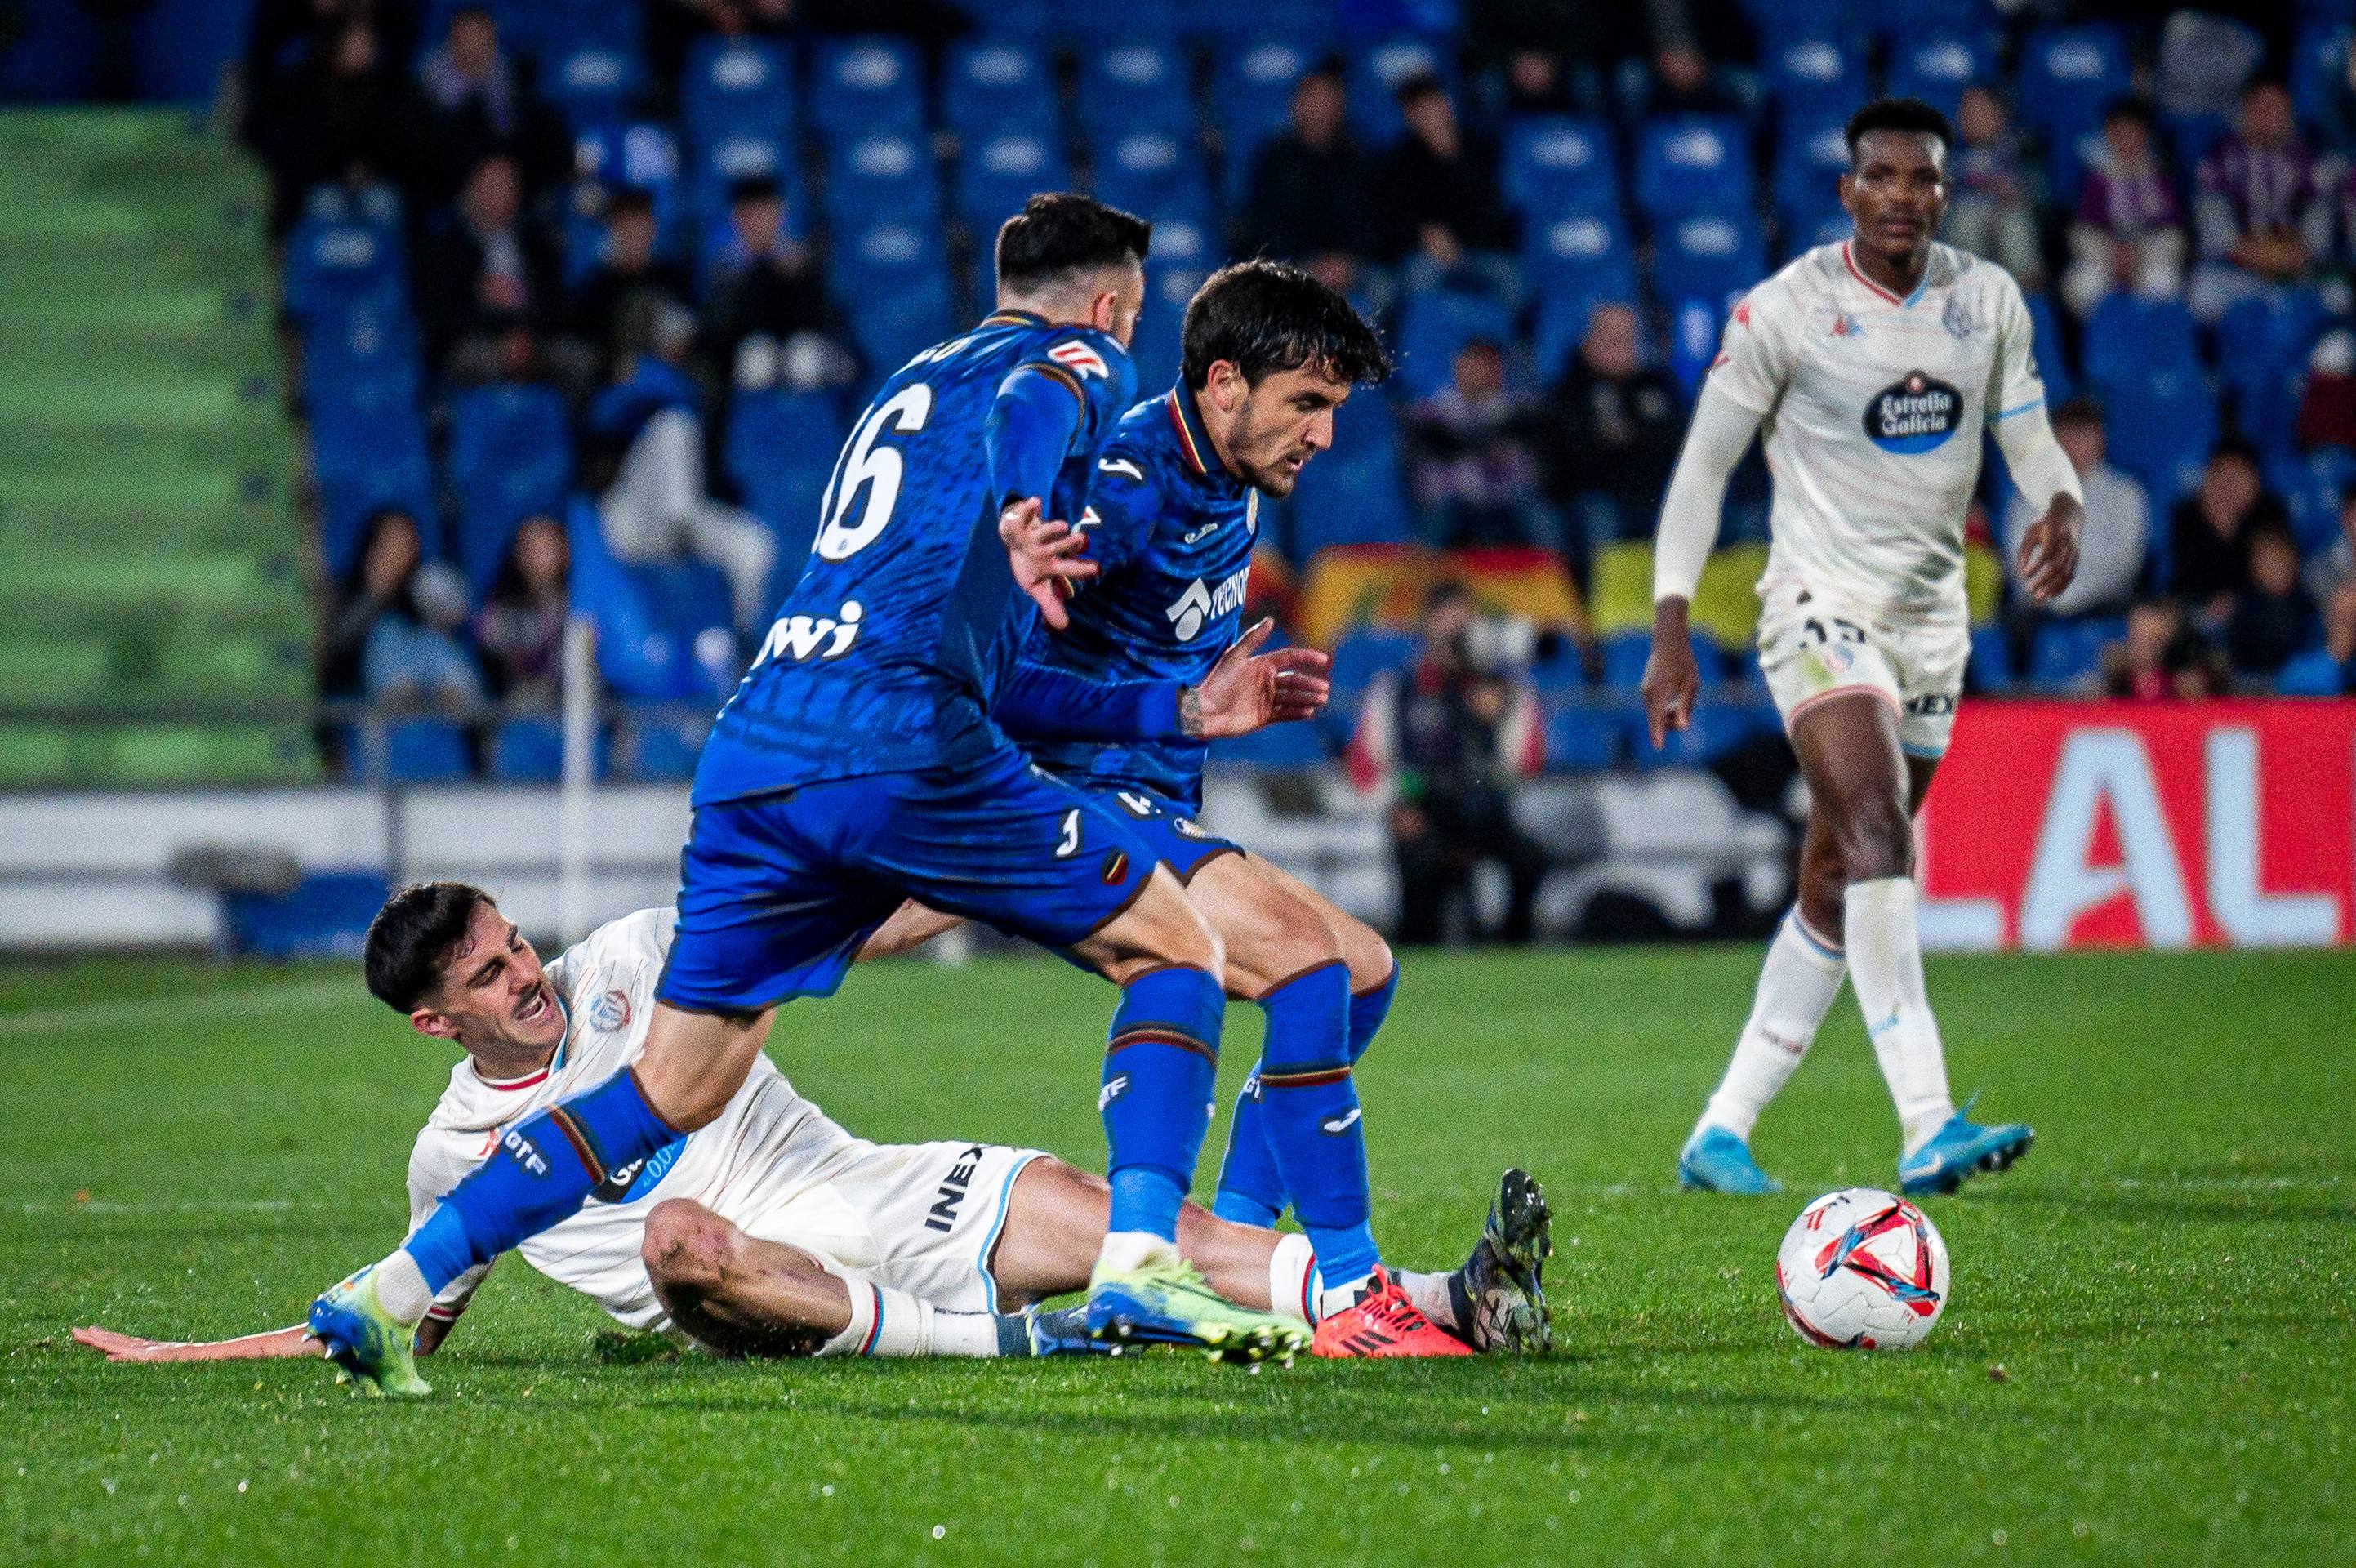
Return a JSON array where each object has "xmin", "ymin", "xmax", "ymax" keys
[
  {"xmin": 926, "ymin": 1311, "xmax": 1007, "ymax": 1358},
  {"xmin": 1394, "ymin": 1268, "xmax": 1459, "ymax": 1335},
  {"xmin": 1098, "ymin": 1230, "xmax": 1178, "ymax": 1275},
  {"xmin": 1316, "ymin": 1272, "xmax": 1377, "ymax": 1321},
  {"xmin": 372, "ymin": 1250, "xmax": 434, "ymax": 1325},
  {"xmin": 1268, "ymin": 1233, "xmax": 1319, "ymax": 1325},
  {"xmin": 817, "ymin": 1279, "xmax": 937, "ymax": 1357},
  {"xmin": 1843, "ymin": 877, "xmax": 1957, "ymax": 1155},
  {"xmin": 1697, "ymin": 910, "xmax": 1848, "ymax": 1142}
]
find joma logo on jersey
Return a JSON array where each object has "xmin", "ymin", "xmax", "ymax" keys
[
  {"xmin": 1165, "ymin": 564, "xmax": 1251, "ymax": 642},
  {"xmin": 923, "ymin": 1144, "xmax": 987, "ymax": 1232},
  {"xmin": 1048, "ymin": 340, "xmax": 1110, "ymax": 379},
  {"xmin": 1862, "ymin": 372, "xmax": 1962, "ymax": 454},
  {"xmin": 751, "ymin": 602, "xmax": 863, "ymax": 666}
]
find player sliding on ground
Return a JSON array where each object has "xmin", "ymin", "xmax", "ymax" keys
[
  {"xmin": 80, "ymin": 889, "xmax": 1552, "ymax": 1374},
  {"xmin": 1642, "ymin": 98, "xmax": 2083, "ymax": 1197},
  {"xmin": 868, "ymin": 262, "xmax": 1470, "ymax": 1356}
]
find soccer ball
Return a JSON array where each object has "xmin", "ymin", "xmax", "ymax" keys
[{"xmin": 1775, "ymin": 1187, "xmax": 1948, "ymax": 1350}]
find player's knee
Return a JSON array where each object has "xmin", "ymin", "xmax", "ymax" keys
[
  {"xmin": 641, "ymin": 1200, "xmax": 737, "ymax": 1295},
  {"xmin": 1833, "ymin": 791, "xmax": 1913, "ymax": 883}
]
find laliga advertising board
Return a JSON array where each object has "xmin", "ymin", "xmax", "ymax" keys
[{"xmin": 1915, "ymin": 700, "xmax": 2356, "ymax": 951}]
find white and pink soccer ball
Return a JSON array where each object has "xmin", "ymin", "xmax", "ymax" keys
[{"xmin": 1775, "ymin": 1187, "xmax": 1949, "ymax": 1350}]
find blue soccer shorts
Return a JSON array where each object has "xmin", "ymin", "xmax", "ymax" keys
[
  {"xmin": 658, "ymin": 745, "xmax": 1162, "ymax": 1013},
  {"xmin": 1087, "ymin": 784, "xmax": 1241, "ymax": 885}
]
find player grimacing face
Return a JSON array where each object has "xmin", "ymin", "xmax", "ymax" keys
[
  {"xmin": 1205, "ymin": 363, "xmax": 1354, "ymax": 499},
  {"xmin": 412, "ymin": 901, "xmax": 567, "ymax": 1059},
  {"xmin": 1837, "ymin": 130, "xmax": 1948, "ymax": 268}
]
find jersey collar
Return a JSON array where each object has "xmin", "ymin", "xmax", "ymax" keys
[
  {"xmin": 1165, "ymin": 384, "xmax": 1240, "ymax": 491},
  {"xmin": 983, "ymin": 307, "xmax": 1048, "ymax": 327},
  {"xmin": 1841, "ymin": 241, "xmax": 1930, "ymax": 309}
]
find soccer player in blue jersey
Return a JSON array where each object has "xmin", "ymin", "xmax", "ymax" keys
[
  {"xmin": 868, "ymin": 262, "xmax": 1554, "ymax": 1358},
  {"xmin": 309, "ymin": 196, "xmax": 1323, "ymax": 1394}
]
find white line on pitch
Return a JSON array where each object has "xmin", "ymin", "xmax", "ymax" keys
[{"xmin": 0, "ymin": 980, "xmax": 354, "ymax": 1039}]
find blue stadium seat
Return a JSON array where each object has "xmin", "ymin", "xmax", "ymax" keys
[
  {"xmin": 1771, "ymin": 114, "xmax": 1850, "ymax": 240},
  {"xmin": 2105, "ymin": 367, "xmax": 2216, "ymax": 510},
  {"xmin": 1077, "ymin": 41, "xmax": 1192, "ymax": 143},
  {"xmin": 310, "ymin": 373, "xmax": 433, "ymax": 577},
  {"xmin": 1527, "ymin": 644, "xmax": 1588, "ymax": 694},
  {"xmin": 2081, "ymin": 292, "xmax": 2198, "ymax": 391},
  {"xmin": 1629, "ymin": 700, "xmax": 1770, "ymax": 769},
  {"xmin": 2276, "ymin": 648, "xmax": 2349, "ymax": 697},
  {"xmin": 2271, "ymin": 449, "xmax": 2352, "ymax": 558},
  {"xmin": 1130, "ymin": 214, "xmax": 1214, "ymax": 391},
  {"xmin": 2161, "ymin": 110, "xmax": 2232, "ymax": 176},
  {"xmin": 1209, "ymin": 722, "xmax": 1326, "ymax": 767},
  {"xmin": 2023, "ymin": 290, "xmax": 2074, "ymax": 407},
  {"xmin": 943, "ymin": 39, "xmax": 1055, "ymax": 143},
  {"xmin": 830, "ymin": 225, "xmax": 955, "ymax": 376},
  {"xmin": 1213, "ymin": 38, "xmax": 1312, "ymax": 173},
  {"xmin": 680, "ymin": 36, "xmax": 793, "ymax": 147},
  {"xmin": 572, "ymin": 122, "xmax": 685, "ymax": 248},
  {"xmin": 956, "ymin": 131, "xmax": 1071, "ymax": 233},
  {"xmin": 1543, "ymin": 703, "xmax": 1619, "ymax": 770},
  {"xmin": 2018, "ymin": 24, "xmax": 2127, "ymax": 197},
  {"xmin": 1530, "ymin": 292, "xmax": 1632, "ymax": 385},
  {"xmin": 491, "ymin": 719, "xmax": 563, "ymax": 782},
  {"xmin": 1289, "ymin": 394, "xmax": 1413, "ymax": 554},
  {"xmin": 1651, "ymin": 213, "xmax": 1769, "ymax": 314},
  {"xmin": 1091, "ymin": 130, "xmax": 1211, "ymax": 220},
  {"xmin": 566, "ymin": 497, "xmax": 741, "ymax": 701},
  {"xmin": 2218, "ymin": 290, "xmax": 2332, "ymax": 463},
  {"xmin": 824, "ymin": 133, "xmax": 941, "ymax": 232},
  {"xmin": 2029, "ymin": 616, "xmax": 2126, "ymax": 690},
  {"xmin": 1521, "ymin": 207, "xmax": 1640, "ymax": 330},
  {"xmin": 2292, "ymin": 24, "xmax": 2351, "ymax": 133},
  {"xmin": 1329, "ymin": 626, "xmax": 1420, "ymax": 693},
  {"xmin": 448, "ymin": 384, "xmax": 572, "ymax": 597},
  {"xmin": 382, "ymin": 720, "xmax": 473, "ymax": 784},
  {"xmin": 1058, "ymin": 0, "xmax": 1179, "ymax": 41},
  {"xmin": 1600, "ymin": 629, "xmax": 1721, "ymax": 692},
  {"xmin": 1763, "ymin": 34, "xmax": 1862, "ymax": 122},
  {"xmin": 0, "ymin": 0, "xmax": 101, "ymax": 100},
  {"xmin": 1347, "ymin": 34, "xmax": 1453, "ymax": 149},
  {"xmin": 628, "ymin": 710, "xmax": 710, "ymax": 781},
  {"xmin": 1886, "ymin": 32, "xmax": 1991, "ymax": 121},
  {"xmin": 1969, "ymin": 625, "xmax": 2015, "ymax": 693},
  {"xmin": 809, "ymin": 36, "xmax": 925, "ymax": 145},
  {"xmin": 726, "ymin": 387, "xmax": 843, "ymax": 568},
  {"xmin": 1501, "ymin": 115, "xmax": 1619, "ymax": 218},
  {"xmin": 1634, "ymin": 114, "xmax": 1754, "ymax": 221},
  {"xmin": 1393, "ymin": 283, "xmax": 1516, "ymax": 400}
]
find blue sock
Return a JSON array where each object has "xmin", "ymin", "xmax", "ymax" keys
[
  {"xmin": 1253, "ymin": 961, "xmax": 1378, "ymax": 1286},
  {"xmin": 403, "ymin": 1067, "xmax": 676, "ymax": 1294},
  {"xmin": 1213, "ymin": 961, "xmax": 1398, "ymax": 1227},
  {"xmin": 1099, "ymin": 966, "xmax": 1223, "ymax": 1243}
]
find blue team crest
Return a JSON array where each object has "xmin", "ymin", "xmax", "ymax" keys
[{"xmin": 1941, "ymin": 294, "xmax": 1984, "ymax": 341}]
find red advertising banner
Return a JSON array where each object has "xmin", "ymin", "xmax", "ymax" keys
[{"xmin": 1917, "ymin": 700, "xmax": 2356, "ymax": 951}]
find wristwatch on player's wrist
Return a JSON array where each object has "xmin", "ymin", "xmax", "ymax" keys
[{"xmin": 1178, "ymin": 686, "xmax": 1204, "ymax": 740}]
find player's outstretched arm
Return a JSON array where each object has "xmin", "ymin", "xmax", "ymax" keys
[
  {"xmin": 74, "ymin": 1312, "xmax": 456, "ymax": 1364},
  {"xmin": 1643, "ymin": 383, "xmax": 1763, "ymax": 746}
]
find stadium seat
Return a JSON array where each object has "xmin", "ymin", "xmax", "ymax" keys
[
  {"xmin": 680, "ymin": 36, "xmax": 793, "ymax": 146},
  {"xmin": 565, "ymin": 498, "xmax": 739, "ymax": 702},
  {"xmin": 1090, "ymin": 130, "xmax": 1211, "ymax": 220},
  {"xmin": 1289, "ymin": 394, "xmax": 1413, "ymax": 554},
  {"xmin": 540, "ymin": 21, "xmax": 644, "ymax": 131},
  {"xmin": 572, "ymin": 122, "xmax": 686, "ymax": 250},
  {"xmin": 1329, "ymin": 626, "xmax": 1420, "ymax": 695},
  {"xmin": 491, "ymin": 718, "xmax": 563, "ymax": 782},
  {"xmin": 1587, "ymin": 541, "xmax": 1655, "ymax": 634},
  {"xmin": 381, "ymin": 719, "xmax": 473, "ymax": 783},
  {"xmin": 939, "ymin": 0, "xmax": 1053, "ymax": 39},
  {"xmin": 1634, "ymin": 114, "xmax": 1754, "ymax": 221},
  {"xmin": 1770, "ymin": 114, "xmax": 1848, "ymax": 238},
  {"xmin": 1077, "ymin": 41, "xmax": 1192, "ymax": 143},
  {"xmin": 2022, "ymin": 290, "xmax": 2074, "ymax": 407},
  {"xmin": 1651, "ymin": 213, "xmax": 1769, "ymax": 314},
  {"xmin": 1213, "ymin": 38, "xmax": 1312, "ymax": 172},
  {"xmin": 809, "ymin": 36, "xmax": 924, "ymax": 145},
  {"xmin": 2017, "ymin": 24, "xmax": 2127, "ymax": 197},
  {"xmin": 1130, "ymin": 216, "xmax": 1214, "ymax": 391},
  {"xmin": 1628, "ymin": 698, "xmax": 1769, "ymax": 769},
  {"xmin": 1763, "ymin": 34, "xmax": 1863, "ymax": 123},
  {"xmin": 309, "ymin": 373, "xmax": 434, "ymax": 577},
  {"xmin": 1886, "ymin": 32, "xmax": 1991, "ymax": 121},
  {"xmin": 830, "ymin": 225, "xmax": 955, "ymax": 376},
  {"xmin": 2292, "ymin": 24, "xmax": 2351, "ymax": 133},
  {"xmin": 2270, "ymin": 450, "xmax": 2349, "ymax": 559},
  {"xmin": 2080, "ymin": 292, "xmax": 2198, "ymax": 392},
  {"xmin": 2276, "ymin": 648, "xmax": 2349, "ymax": 697},
  {"xmin": 942, "ymin": 38, "xmax": 1055, "ymax": 143},
  {"xmin": 1347, "ymin": 34, "xmax": 1453, "ymax": 148},
  {"xmin": 2218, "ymin": 290, "xmax": 2332, "ymax": 463},
  {"xmin": 1209, "ymin": 721, "xmax": 1326, "ymax": 768},
  {"xmin": 1543, "ymin": 702, "xmax": 1620, "ymax": 770},
  {"xmin": 726, "ymin": 387, "xmax": 843, "ymax": 568},
  {"xmin": 2105, "ymin": 366, "xmax": 2216, "ymax": 509},
  {"xmin": 823, "ymin": 133, "xmax": 940, "ymax": 233},
  {"xmin": 1058, "ymin": 0, "xmax": 1179, "ymax": 42},
  {"xmin": 1521, "ymin": 206, "xmax": 1640, "ymax": 323},
  {"xmin": 448, "ymin": 383, "xmax": 572, "ymax": 596},
  {"xmin": 1500, "ymin": 115, "xmax": 1619, "ymax": 218},
  {"xmin": 1968, "ymin": 625, "xmax": 2015, "ymax": 693},
  {"xmin": 1392, "ymin": 283, "xmax": 1516, "ymax": 401},
  {"xmin": 955, "ymin": 131, "xmax": 1071, "ymax": 233},
  {"xmin": 2029, "ymin": 616, "xmax": 2126, "ymax": 690}
]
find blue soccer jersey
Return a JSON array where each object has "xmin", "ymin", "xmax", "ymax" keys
[
  {"xmin": 1023, "ymin": 385, "xmax": 1258, "ymax": 811},
  {"xmin": 693, "ymin": 310, "xmax": 1134, "ymax": 806}
]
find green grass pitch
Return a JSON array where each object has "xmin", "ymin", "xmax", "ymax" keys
[{"xmin": 2, "ymin": 943, "xmax": 2349, "ymax": 1565}]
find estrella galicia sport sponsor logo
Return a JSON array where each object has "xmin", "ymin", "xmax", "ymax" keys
[{"xmin": 1862, "ymin": 372, "xmax": 1962, "ymax": 454}]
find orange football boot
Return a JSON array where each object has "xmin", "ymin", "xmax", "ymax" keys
[{"xmin": 1310, "ymin": 1267, "xmax": 1475, "ymax": 1358}]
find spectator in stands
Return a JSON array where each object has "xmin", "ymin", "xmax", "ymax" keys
[
  {"xmin": 1463, "ymin": 0, "xmax": 1641, "ymax": 94},
  {"xmin": 1542, "ymin": 301, "xmax": 1685, "ymax": 551},
  {"xmin": 585, "ymin": 297, "xmax": 777, "ymax": 636},
  {"xmin": 1943, "ymin": 87, "xmax": 2046, "ymax": 294},
  {"xmin": 2063, "ymin": 99, "xmax": 2186, "ymax": 318},
  {"xmin": 1405, "ymin": 337, "xmax": 1557, "ymax": 550},
  {"xmin": 322, "ymin": 507, "xmax": 484, "ymax": 709},
  {"xmin": 2305, "ymin": 483, "xmax": 2356, "ymax": 609},
  {"xmin": 2191, "ymin": 78, "xmax": 2332, "ymax": 323},
  {"xmin": 323, "ymin": 506, "xmax": 421, "ymax": 700},
  {"xmin": 1641, "ymin": 0, "xmax": 1753, "ymax": 115},
  {"xmin": 416, "ymin": 4, "xmax": 566, "ymax": 199},
  {"xmin": 702, "ymin": 176, "xmax": 855, "ymax": 394},
  {"xmin": 1497, "ymin": 47, "xmax": 1578, "ymax": 117},
  {"xmin": 567, "ymin": 188, "xmax": 693, "ymax": 377},
  {"xmin": 2325, "ymin": 578, "xmax": 2356, "ymax": 690},
  {"xmin": 2298, "ymin": 327, "xmax": 2356, "ymax": 450},
  {"xmin": 2004, "ymin": 398, "xmax": 2148, "ymax": 618},
  {"xmin": 1356, "ymin": 582, "xmax": 1548, "ymax": 946},
  {"xmin": 1236, "ymin": 64, "xmax": 1374, "ymax": 269},
  {"xmin": 417, "ymin": 152, "xmax": 562, "ymax": 377},
  {"xmin": 259, "ymin": 18, "xmax": 430, "ymax": 234},
  {"xmin": 1374, "ymin": 74, "xmax": 1515, "ymax": 292},
  {"xmin": 2102, "ymin": 598, "xmax": 2228, "ymax": 700},
  {"xmin": 476, "ymin": 515, "xmax": 571, "ymax": 706},
  {"xmin": 2225, "ymin": 519, "xmax": 2322, "ymax": 680},
  {"xmin": 2168, "ymin": 440, "xmax": 2286, "ymax": 626}
]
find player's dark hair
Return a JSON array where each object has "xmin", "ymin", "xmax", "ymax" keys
[
  {"xmin": 365, "ymin": 881, "xmax": 492, "ymax": 1012},
  {"xmin": 1844, "ymin": 97, "xmax": 1953, "ymax": 160},
  {"xmin": 1180, "ymin": 260, "xmax": 1392, "ymax": 391},
  {"xmin": 994, "ymin": 193, "xmax": 1151, "ymax": 292}
]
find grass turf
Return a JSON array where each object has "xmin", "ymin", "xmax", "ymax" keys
[{"xmin": 1, "ymin": 944, "xmax": 2349, "ymax": 1565}]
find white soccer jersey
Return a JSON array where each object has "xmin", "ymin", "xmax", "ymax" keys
[
  {"xmin": 405, "ymin": 909, "xmax": 866, "ymax": 1334},
  {"xmin": 1709, "ymin": 240, "xmax": 2046, "ymax": 621}
]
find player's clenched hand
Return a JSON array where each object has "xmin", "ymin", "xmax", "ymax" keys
[
  {"xmin": 1189, "ymin": 617, "xmax": 1332, "ymax": 738},
  {"xmin": 1640, "ymin": 600, "xmax": 1701, "ymax": 749},
  {"xmin": 1000, "ymin": 497, "xmax": 1098, "ymax": 631},
  {"xmin": 2016, "ymin": 493, "xmax": 2084, "ymax": 604}
]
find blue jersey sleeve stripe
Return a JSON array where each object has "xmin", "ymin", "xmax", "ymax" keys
[{"xmin": 1991, "ymin": 395, "xmax": 2044, "ymax": 421}]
